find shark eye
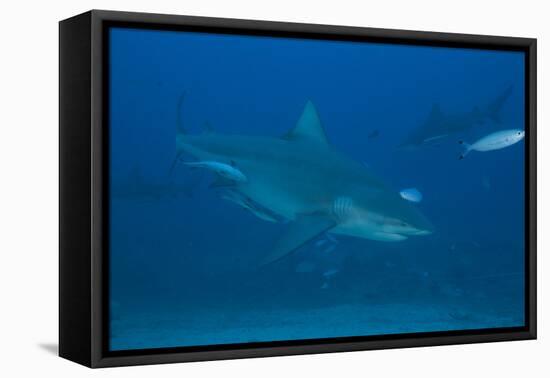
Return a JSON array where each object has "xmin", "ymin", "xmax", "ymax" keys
[{"xmin": 517, "ymin": 132, "xmax": 522, "ymax": 136}]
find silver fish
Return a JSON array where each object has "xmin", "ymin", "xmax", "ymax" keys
[{"xmin": 459, "ymin": 129, "xmax": 525, "ymax": 159}]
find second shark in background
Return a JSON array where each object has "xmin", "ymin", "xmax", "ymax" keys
[{"xmin": 398, "ymin": 86, "xmax": 513, "ymax": 149}]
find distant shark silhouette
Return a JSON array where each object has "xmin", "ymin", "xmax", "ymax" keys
[
  {"xmin": 398, "ymin": 86, "xmax": 513, "ymax": 149},
  {"xmin": 176, "ymin": 100, "xmax": 433, "ymax": 265}
]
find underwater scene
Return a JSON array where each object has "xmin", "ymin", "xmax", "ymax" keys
[{"xmin": 108, "ymin": 27, "xmax": 526, "ymax": 351}]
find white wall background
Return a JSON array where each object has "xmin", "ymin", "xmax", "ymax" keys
[{"xmin": 0, "ymin": 0, "xmax": 546, "ymax": 376}]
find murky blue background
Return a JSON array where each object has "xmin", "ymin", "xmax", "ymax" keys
[{"xmin": 108, "ymin": 27, "xmax": 525, "ymax": 351}]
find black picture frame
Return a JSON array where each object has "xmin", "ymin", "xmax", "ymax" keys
[{"xmin": 59, "ymin": 9, "xmax": 537, "ymax": 368}]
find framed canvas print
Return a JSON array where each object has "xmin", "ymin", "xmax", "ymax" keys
[{"xmin": 59, "ymin": 10, "xmax": 536, "ymax": 368}]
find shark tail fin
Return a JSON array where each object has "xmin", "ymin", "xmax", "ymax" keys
[
  {"xmin": 171, "ymin": 92, "xmax": 188, "ymax": 177},
  {"xmin": 458, "ymin": 140, "xmax": 472, "ymax": 160},
  {"xmin": 176, "ymin": 92, "xmax": 187, "ymax": 135},
  {"xmin": 169, "ymin": 152, "xmax": 183, "ymax": 177}
]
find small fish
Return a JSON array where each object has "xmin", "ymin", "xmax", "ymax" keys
[
  {"xmin": 221, "ymin": 190, "xmax": 278, "ymax": 223},
  {"xmin": 399, "ymin": 188, "xmax": 423, "ymax": 203},
  {"xmin": 323, "ymin": 269, "xmax": 340, "ymax": 278},
  {"xmin": 184, "ymin": 160, "xmax": 247, "ymax": 182},
  {"xmin": 246, "ymin": 205, "xmax": 278, "ymax": 223},
  {"xmin": 320, "ymin": 282, "xmax": 329, "ymax": 289},
  {"xmin": 459, "ymin": 129, "xmax": 525, "ymax": 159}
]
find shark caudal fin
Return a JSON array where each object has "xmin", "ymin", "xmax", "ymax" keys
[
  {"xmin": 168, "ymin": 92, "xmax": 202, "ymax": 196},
  {"xmin": 458, "ymin": 140, "xmax": 472, "ymax": 160},
  {"xmin": 176, "ymin": 92, "xmax": 187, "ymax": 135},
  {"xmin": 487, "ymin": 85, "xmax": 513, "ymax": 123},
  {"xmin": 170, "ymin": 92, "xmax": 188, "ymax": 177}
]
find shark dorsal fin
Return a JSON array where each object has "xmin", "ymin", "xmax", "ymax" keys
[{"xmin": 282, "ymin": 101, "xmax": 329, "ymax": 145}]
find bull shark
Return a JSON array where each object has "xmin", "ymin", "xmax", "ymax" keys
[
  {"xmin": 176, "ymin": 100, "xmax": 434, "ymax": 265},
  {"xmin": 398, "ymin": 86, "xmax": 513, "ymax": 149}
]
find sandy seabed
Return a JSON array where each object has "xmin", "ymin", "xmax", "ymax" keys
[{"xmin": 110, "ymin": 301, "xmax": 523, "ymax": 351}]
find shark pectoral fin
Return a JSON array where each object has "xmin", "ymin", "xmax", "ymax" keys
[{"xmin": 260, "ymin": 215, "xmax": 336, "ymax": 266}]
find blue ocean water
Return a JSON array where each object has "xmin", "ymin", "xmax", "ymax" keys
[{"xmin": 108, "ymin": 27, "xmax": 525, "ymax": 351}]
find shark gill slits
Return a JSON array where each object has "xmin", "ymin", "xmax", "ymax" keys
[{"xmin": 333, "ymin": 196, "xmax": 353, "ymax": 221}]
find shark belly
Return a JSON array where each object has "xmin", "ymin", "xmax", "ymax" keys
[
  {"xmin": 236, "ymin": 161, "xmax": 326, "ymax": 221},
  {"xmin": 238, "ymin": 181, "xmax": 302, "ymax": 221}
]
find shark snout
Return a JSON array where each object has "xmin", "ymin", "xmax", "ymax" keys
[
  {"xmin": 412, "ymin": 216, "xmax": 435, "ymax": 236},
  {"xmin": 397, "ymin": 226, "xmax": 432, "ymax": 237},
  {"xmin": 402, "ymin": 210, "xmax": 434, "ymax": 236}
]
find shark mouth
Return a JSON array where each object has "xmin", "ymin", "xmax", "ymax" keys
[
  {"xmin": 412, "ymin": 229, "xmax": 432, "ymax": 236},
  {"xmin": 373, "ymin": 232, "xmax": 408, "ymax": 242}
]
